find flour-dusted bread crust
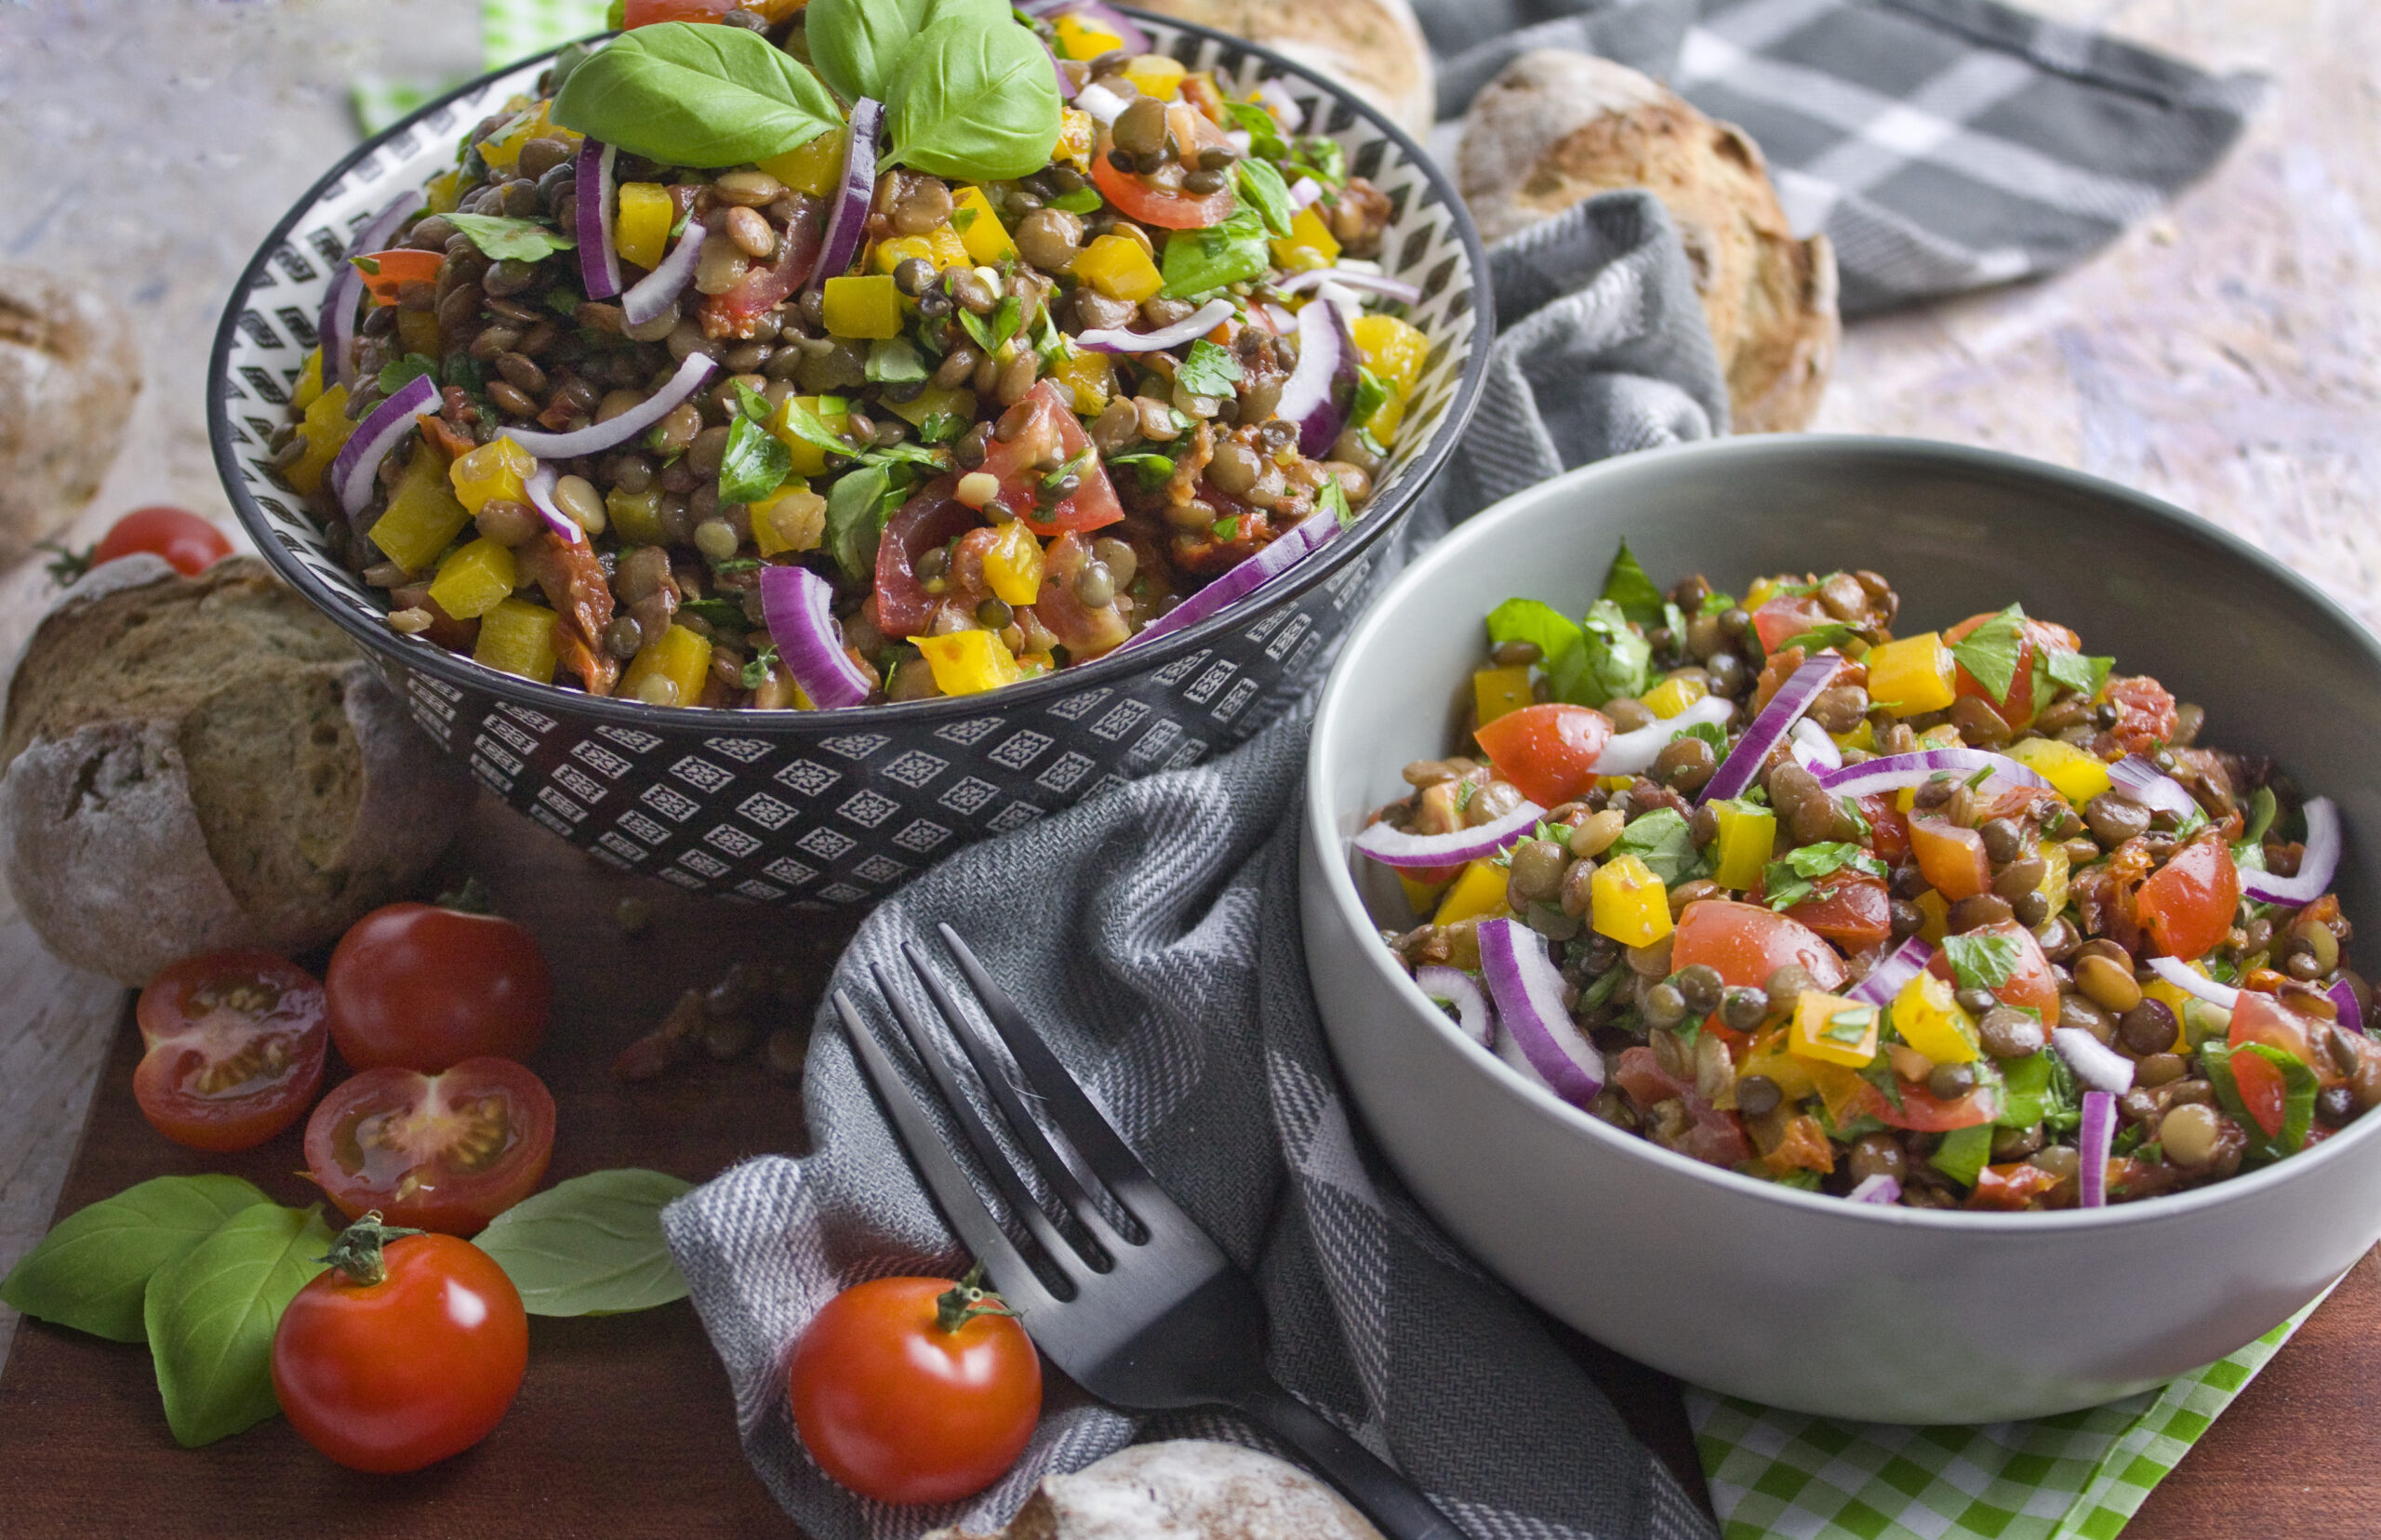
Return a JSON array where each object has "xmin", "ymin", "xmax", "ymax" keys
[
  {"xmin": 1129, "ymin": 0, "xmax": 1435, "ymax": 137},
  {"xmin": 0, "ymin": 556, "xmax": 472, "ymax": 983},
  {"xmin": 0, "ymin": 262, "xmax": 140, "ymax": 568},
  {"xmin": 926, "ymin": 1440, "xmax": 1386, "ymax": 1540},
  {"xmin": 1457, "ymin": 50, "xmax": 1838, "ymax": 432}
]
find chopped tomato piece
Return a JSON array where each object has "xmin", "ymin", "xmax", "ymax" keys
[
  {"xmin": 1613, "ymin": 1047, "xmax": 1750, "ymax": 1169},
  {"xmin": 976, "ymin": 380, "xmax": 1125, "ymax": 537},
  {"xmin": 700, "ymin": 204, "xmax": 824, "ymax": 338},
  {"xmin": 1671, "ymin": 900, "xmax": 1847, "ymax": 992},
  {"xmin": 1909, "ymin": 815, "xmax": 1991, "ymax": 901},
  {"xmin": 353, "ymin": 249, "xmax": 445, "ymax": 305},
  {"xmin": 2136, "ymin": 830, "xmax": 2240, "ymax": 961},
  {"xmin": 1945, "ymin": 613, "xmax": 2081, "ymax": 730},
  {"xmin": 1750, "ymin": 592, "xmax": 1835, "ymax": 655},
  {"xmin": 873, "ymin": 477, "xmax": 977, "ymax": 640},
  {"xmin": 1924, "ymin": 919, "xmax": 2059, "ymax": 1018},
  {"xmin": 1471, "ymin": 704, "xmax": 1613, "ymax": 808},
  {"xmin": 2228, "ymin": 1048, "xmax": 2290, "ymax": 1137},
  {"xmin": 1967, "ymin": 1162, "xmax": 2062, "ymax": 1211},
  {"xmin": 2228, "ymin": 991, "xmax": 2316, "ymax": 1069},
  {"xmin": 1872, "ymin": 1078, "xmax": 2001, "ymax": 1132},
  {"xmin": 1861, "ymin": 793, "xmax": 1911, "ymax": 864},
  {"xmin": 2100, "ymin": 675, "xmax": 2178, "ymax": 756},
  {"xmin": 1782, "ymin": 871, "xmax": 1893, "ymax": 950},
  {"xmin": 1088, "ymin": 109, "xmax": 1238, "ymax": 230}
]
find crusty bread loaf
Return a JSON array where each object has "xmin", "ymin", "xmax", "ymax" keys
[
  {"xmin": 0, "ymin": 263, "xmax": 140, "ymax": 569},
  {"xmin": 1128, "ymin": 0, "xmax": 1435, "ymax": 137},
  {"xmin": 1457, "ymin": 50, "xmax": 1839, "ymax": 432},
  {"xmin": 926, "ymin": 1440, "xmax": 1386, "ymax": 1540},
  {"xmin": 0, "ymin": 554, "xmax": 472, "ymax": 983}
]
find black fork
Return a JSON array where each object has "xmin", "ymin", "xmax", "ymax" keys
[{"xmin": 834, "ymin": 923, "xmax": 1461, "ymax": 1540}]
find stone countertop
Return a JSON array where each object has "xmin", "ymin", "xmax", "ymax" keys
[{"xmin": 0, "ymin": 0, "xmax": 2374, "ymax": 1374}]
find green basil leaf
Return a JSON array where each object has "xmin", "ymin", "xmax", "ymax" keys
[
  {"xmin": 1222, "ymin": 100, "xmax": 1288, "ymax": 162},
  {"xmin": 825, "ymin": 463, "xmax": 892, "ymax": 580},
  {"xmin": 1613, "ymin": 809, "xmax": 1699, "ymax": 885},
  {"xmin": 445, "ymin": 212, "xmax": 577, "ymax": 261},
  {"xmin": 777, "ymin": 394, "xmax": 851, "ymax": 455},
  {"xmin": 1777, "ymin": 622, "xmax": 1856, "ymax": 657},
  {"xmin": 807, "ymin": 0, "xmax": 1005, "ymax": 105},
  {"xmin": 1159, "ymin": 206, "xmax": 1269, "ymax": 299},
  {"xmin": 2041, "ymin": 646, "xmax": 2113, "ymax": 699},
  {"xmin": 1762, "ymin": 864, "xmax": 1815, "ymax": 911},
  {"xmin": 2202, "ymin": 1042, "xmax": 2319, "ymax": 1165},
  {"xmin": 553, "ymin": 22, "xmax": 845, "ymax": 168},
  {"xmin": 1948, "ymin": 603, "xmax": 2027, "ymax": 704},
  {"xmin": 376, "ymin": 353, "xmax": 441, "ymax": 397},
  {"xmin": 885, "ymin": 13, "xmax": 1065, "ymax": 181},
  {"xmin": 1568, "ymin": 598, "xmax": 1651, "ymax": 704},
  {"xmin": 1176, "ymin": 339, "xmax": 1244, "ymax": 399},
  {"xmin": 866, "ymin": 337, "xmax": 929, "ymax": 385},
  {"xmin": 1601, "ymin": 539, "xmax": 1667, "ymax": 627},
  {"xmin": 2243, "ymin": 785, "xmax": 2279, "ymax": 845},
  {"xmin": 1320, "ymin": 473, "xmax": 1355, "ymax": 529},
  {"xmin": 719, "ymin": 415, "xmax": 792, "ymax": 505},
  {"xmin": 1234, "ymin": 156, "xmax": 1295, "ymax": 236},
  {"xmin": 732, "ymin": 378, "xmax": 775, "ymax": 423},
  {"xmin": 472, "ymin": 1169, "xmax": 696, "ymax": 1316},
  {"xmin": 1485, "ymin": 598, "xmax": 1583, "ymax": 671},
  {"xmin": 1929, "ymin": 1122, "xmax": 1995, "ymax": 1188},
  {"xmin": 1290, "ymin": 135, "xmax": 1346, "ymax": 187},
  {"xmin": 1349, "ymin": 366, "xmax": 1390, "ymax": 429},
  {"xmin": 678, "ymin": 597, "xmax": 751, "ymax": 630},
  {"xmin": 144, "ymin": 1203, "xmax": 336, "ymax": 1448},
  {"xmin": 1682, "ymin": 720, "xmax": 1727, "ymax": 751},
  {"xmin": 1049, "ymin": 185, "xmax": 1104, "ymax": 216},
  {"xmin": 1, "ymin": 1175, "xmax": 273, "ymax": 1343},
  {"xmin": 918, "ymin": 409, "xmax": 966, "ymax": 445},
  {"xmin": 1942, "ymin": 931, "xmax": 2020, "ymax": 994},
  {"xmin": 1106, "ymin": 450, "xmax": 1176, "ymax": 491}
]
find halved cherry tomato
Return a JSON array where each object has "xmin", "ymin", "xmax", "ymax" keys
[
  {"xmin": 2135, "ymin": 831, "xmax": 2240, "ymax": 962},
  {"xmin": 1926, "ymin": 919, "xmax": 2059, "ymax": 1018},
  {"xmin": 90, "ymin": 507, "xmax": 234, "ymax": 577},
  {"xmin": 2100, "ymin": 675, "xmax": 2178, "ymax": 756},
  {"xmin": 700, "ymin": 203, "xmax": 823, "ymax": 337},
  {"xmin": 1967, "ymin": 1162, "xmax": 2062, "ymax": 1211},
  {"xmin": 303, "ymin": 1058, "xmax": 555, "ymax": 1235},
  {"xmin": 1613, "ymin": 1047, "xmax": 1750, "ymax": 1167},
  {"xmin": 1909, "ymin": 815, "xmax": 1991, "ymax": 901},
  {"xmin": 1471, "ymin": 703, "xmax": 1612, "ymax": 808},
  {"xmin": 1783, "ymin": 871, "xmax": 1893, "ymax": 950},
  {"xmin": 788, "ymin": 1274, "xmax": 1043, "ymax": 1505},
  {"xmin": 1945, "ymin": 613, "xmax": 2081, "ymax": 730},
  {"xmin": 2228, "ymin": 1048, "xmax": 2290, "ymax": 1137},
  {"xmin": 1088, "ymin": 108, "xmax": 1238, "ymax": 230},
  {"xmin": 1670, "ymin": 899, "xmax": 1846, "ymax": 992},
  {"xmin": 133, "ymin": 952, "xmax": 329, "ymax": 1152},
  {"xmin": 273, "ymin": 1223, "xmax": 528, "ymax": 1473},
  {"xmin": 326, "ymin": 902, "xmax": 552, "ymax": 1073},
  {"xmin": 976, "ymin": 379, "xmax": 1125, "ymax": 538},
  {"xmin": 352, "ymin": 248, "xmax": 446, "ymax": 306},
  {"xmin": 873, "ymin": 477, "xmax": 977, "ymax": 640},
  {"xmin": 2228, "ymin": 991, "xmax": 2316, "ymax": 1070}
]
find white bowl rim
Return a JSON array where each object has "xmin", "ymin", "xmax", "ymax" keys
[{"xmin": 1306, "ymin": 431, "xmax": 2381, "ymax": 1233}]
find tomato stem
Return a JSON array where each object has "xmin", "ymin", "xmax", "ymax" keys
[
  {"xmin": 935, "ymin": 1264, "xmax": 1020, "ymax": 1334},
  {"xmin": 317, "ymin": 1210, "xmax": 427, "ymax": 1287}
]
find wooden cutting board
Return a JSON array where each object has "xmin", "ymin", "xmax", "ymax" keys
[{"xmin": 0, "ymin": 797, "xmax": 2373, "ymax": 1537}]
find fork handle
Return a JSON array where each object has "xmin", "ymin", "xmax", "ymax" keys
[{"xmin": 1232, "ymin": 1379, "xmax": 1467, "ymax": 1540}]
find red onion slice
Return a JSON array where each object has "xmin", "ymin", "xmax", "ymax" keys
[
  {"xmin": 2330, "ymin": 979, "xmax": 2362, "ymax": 1034},
  {"xmin": 1288, "ymin": 175, "xmax": 1323, "ymax": 211},
  {"xmin": 330, "ymin": 373, "xmax": 441, "ymax": 519},
  {"xmin": 1352, "ymin": 798, "xmax": 1548, "ymax": 870},
  {"xmin": 319, "ymin": 192, "xmax": 420, "ymax": 392},
  {"xmin": 1699, "ymin": 654, "xmax": 1841, "ymax": 803},
  {"xmin": 1816, "ymin": 748, "xmax": 2055, "ymax": 803},
  {"xmin": 1789, "ymin": 717, "xmax": 1842, "ymax": 774},
  {"xmin": 523, "ymin": 463, "xmax": 587, "ymax": 546},
  {"xmin": 1414, "ymin": 965, "xmax": 1493, "ymax": 1049},
  {"xmin": 1120, "ymin": 512, "xmax": 1339, "ymax": 652},
  {"xmin": 1076, "ymin": 298, "xmax": 1236, "ymax": 355},
  {"xmin": 1274, "ymin": 265, "xmax": 1423, "ymax": 305},
  {"xmin": 2241, "ymin": 796, "xmax": 2341, "ymax": 905},
  {"xmin": 621, "ymin": 220, "xmax": 707, "ymax": 329},
  {"xmin": 1850, "ymin": 936, "xmax": 1934, "ymax": 1009},
  {"xmin": 576, "ymin": 139, "xmax": 621, "ymax": 300},
  {"xmin": 761, "ymin": 564, "xmax": 871, "ymax": 710},
  {"xmin": 1074, "ymin": 80, "xmax": 1128, "ymax": 124},
  {"xmin": 2054, "ymin": 1028, "xmax": 2135, "ymax": 1095},
  {"xmin": 1257, "ymin": 79, "xmax": 1306, "ymax": 134},
  {"xmin": 2079, "ymin": 1090, "xmax": 2116, "ymax": 1208},
  {"xmin": 2107, "ymin": 753, "xmax": 2200, "ymax": 821},
  {"xmin": 1276, "ymin": 297, "xmax": 1358, "ymax": 458},
  {"xmin": 1226, "ymin": 128, "xmax": 1253, "ymax": 156},
  {"xmin": 1479, "ymin": 918, "xmax": 1604, "ymax": 1108},
  {"xmin": 805, "ymin": 98, "xmax": 883, "ymax": 300},
  {"xmin": 502, "ymin": 353, "xmax": 716, "ymax": 460},
  {"xmin": 1596, "ymin": 695, "xmax": 1734, "ymax": 777},
  {"xmin": 1847, "ymin": 1174, "xmax": 1901, "ymax": 1205},
  {"xmin": 2146, "ymin": 956, "xmax": 2239, "ymax": 1011}
]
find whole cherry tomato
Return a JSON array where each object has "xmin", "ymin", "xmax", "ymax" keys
[
  {"xmin": 1471, "ymin": 703, "xmax": 1613, "ymax": 808},
  {"xmin": 303, "ymin": 1058, "xmax": 555, "ymax": 1234},
  {"xmin": 788, "ymin": 1271, "xmax": 1042, "ymax": 1505},
  {"xmin": 273, "ymin": 1218, "xmax": 527, "ymax": 1473},
  {"xmin": 91, "ymin": 507, "xmax": 234, "ymax": 577},
  {"xmin": 132, "ymin": 952, "xmax": 328, "ymax": 1151},
  {"xmin": 326, "ymin": 901, "xmax": 552, "ymax": 1072}
]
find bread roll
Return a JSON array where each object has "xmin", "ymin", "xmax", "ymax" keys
[
  {"xmin": 927, "ymin": 1440, "xmax": 1386, "ymax": 1540},
  {"xmin": 1457, "ymin": 50, "xmax": 1838, "ymax": 432},
  {"xmin": 0, "ymin": 263, "xmax": 140, "ymax": 569},
  {"xmin": 0, "ymin": 555, "xmax": 472, "ymax": 983},
  {"xmin": 1128, "ymin": 0, "xmax": 1435, "ymax": 137}
]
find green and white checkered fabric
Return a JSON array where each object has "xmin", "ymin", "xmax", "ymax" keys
[
  {"xmin": 484, "ymin": 0, "xmax": 608, "ymax": 66},
  {"xmin": 1689, "ymin": 1291, "xmax": 2325, "ymax": 1540}
]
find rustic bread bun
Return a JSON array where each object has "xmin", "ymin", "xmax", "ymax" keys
[
  {"xmin": 1457, "ymin": 50, "xmax": 1838, "ymax": 432},
  {"xmin": 1128, "ymin": 0, "xmax": 1434, "ymax": 137},
  {"xmin": 0, "ymin": 555, "xmax": 472, "ymax": 983},
  {"xmin": 927, "ymin": 1440, "xmax": 1385, "ymax": 1540},
  {"xmin": 0, "ymin": 263, "xmax": 140, "ymax": 569}
]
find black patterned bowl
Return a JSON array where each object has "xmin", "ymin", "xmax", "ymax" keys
[{"xmin": 209, "ymin": 16, "xmax": 1490, "ymax": 907}]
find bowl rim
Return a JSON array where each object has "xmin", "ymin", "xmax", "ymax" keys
[
  {"xmin": 1306, "ymin": 431, "xmax": 2381, "ymax": 1233},
  {"xmin": 208, "ymin": 15, "xmax": 1494, "ymax": 732}
]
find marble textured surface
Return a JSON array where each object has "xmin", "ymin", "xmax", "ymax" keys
[{"xmin": 0, "ymin": 0, "xmax": 2374, "ymax": 1378}]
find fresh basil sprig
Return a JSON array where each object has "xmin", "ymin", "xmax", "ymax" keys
[
  {"xmin": 553, "ymin": 22, "xmax": 844, "ymax": 168},
  {"xmin": 471, "ymin": 1169, "xmax": 695, "ymax": 1316}
]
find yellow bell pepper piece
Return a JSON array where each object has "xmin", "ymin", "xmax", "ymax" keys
[
  {"xmin": 914, "ymin": 629, "xmax": 1022, "ymax": 696},
  {"xmin": 1643, "ymin": 673, "xmax": 1709, "ymax": 720},
  {"xmin": 1350, "ymin": 313, "xmax": 1428, "ymax": 445},
  {"xmin": 1591, "ymin": 854, "xmax": 1672, "ymax": 947},
  {"xmin": 751, "ymin": 484, "xmax": 827, "ymax": 556},
  {"xmin": 480, "ymin": 100, "xmax": 576, "ymax": 171},
  {"xmin": 291, "ymin": 348, "xmax": 324, "ymax": 411},
  {"xmin": 1434, "ymin": 858, "xmax": 1512, "ymax": 927},
  {"xmin": 823, "ymin": 274, "xmax": 902, "ymax": 339},
  {"xmin": 951, "ymin": 187, "xmax": 1018, "ymax": 266},
  {"xmin": 1472, "ymin": 665, "xmax": 1534, "ymax": 727},
  {"xmin": 1915, "ymin": 889, "xmax": 1950, "ymax": 946},
  {"xmin": 285, "ymin": 383, "xmax": 353, "ymax": 496},
  {"xmin": 1121, "ymin": 54, "xmax": 1185, "ymax": 100},
  {"xmin": 614, "ymin": 182, "xmax": 674, "ymax": 272},
  {"xmin": 1073, "ymin": 233, "xmax": 1164, "ymax": 303},
  {"xmin": 1270, "ymin": 206, "xmax": 1341, "ymax": 272},
  {"xmin": 1053, "ymin": 350, "xmax": 1113, "ymax": 414},
  {"xmin": 770, "ymin": 395, "xmax": 852, "ymax": 477},
  {"xmin": 1832, "ymin": 718, "xmax": 1877, "ymax": 754},
  {"xmin": 756, "ymin": 128, "xmax": 846, "ymax": 198},
  {"xmin": 425, "ymin": 537, "xmax": 517, "ymax": 620},
  {"xmin": 2140, "ymin": 971, "xmax": 2200, "ymax": 1052},
  {"xmin": 424, "ymin": 169, "xmax": 461, "ymax": 216},
  {"xmin": 885, "ymin": 382, "xmax": 978, "ymax": 431},
  {"xmin": 1709, "ymin": 801, "xmax": 1776, "ymax": 890},
  {"xmin": 368, "ymin": 447, "xmax": 472, "ymax": 573},
  {"xmin": 447, "ymin": 435, "xmax": 535, "ymax": 514},
  {"xmin": 1740, "ymin": 1029, "xmax": 1875, "ymax": 1129},
  {"xmin": 1052, "ymin": 10, "xmax": 1124, "ymax": 59},
  {"xmin": 605, "ymin": 485, "xmax": 666, "ymax": 546},
  {"xmin": 1863, "ymin": 631, "xmax": 1958, "ymax": 716},
  {"xmin": 395, "ymin": 309, "xmax": 444, "ymax": 358},
  {"xmin": 621, "ymin": 623, "xmax": 714, "ymax": 707},
  {"xmin": 1790, "ymin": 989, "xmax": 1881, "ymax": 1068},
  {"xmin": 472, "ymin": 597, "xmax": 558, "ymax": 684},
  {"xmin": 873, "ymin": 227, "xmax": 971, "ymax": 276},
  {"xmin": 1398, "ymin": 870, "xmax": 1454, "ymax": 917},
  {"xmin": 982, "ymin": 521, "xmax": 1045, "ymax": 606},
  {"xmin": 1890, "ymin": 972, "xmax": 1979, "ymax": 1065},
  {"xmin": 1054, "ymin": 107, "xmax": 1096, "ymax": 169},
  {"xmin": 2035, "ymin": 840, "xmax": 2069, "ymax": 928},
  {"xmin": 2005, "ymin": 736, "xmax": 2114, "ymax": 806}
]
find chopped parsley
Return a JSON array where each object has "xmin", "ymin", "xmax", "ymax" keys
[
  {"xmin": 1176, "ymin": 338, "xmax": 1244, "ymax": 399},
  {"xmin": 1941, "ymin": 932, "xmax": 2020, "ymax": 994},
  {"xmin": 1762, "ymin": 841, "xmax": 1886, "ymax": 910}
]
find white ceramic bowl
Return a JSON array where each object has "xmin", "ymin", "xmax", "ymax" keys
[{"xmin": 1299, "ymin": 436, "xmax": 2381, "ymax": 1423}]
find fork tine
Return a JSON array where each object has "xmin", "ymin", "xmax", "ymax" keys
[
  {"xmin": 900, "ymin": 941, "xmax": 1134, "ymax": 1255},
  {"xmin": 831, "ymin": 989, "xmax": 1062, "ymax": 1315},
  {"xmin": 867, "ymin": 964, "xmax": 1086, "ymax": 1288}
]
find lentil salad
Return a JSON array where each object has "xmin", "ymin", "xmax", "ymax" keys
[
  {"xmin": 272, "ymin": 0, "xmax": 1422, "ymax": 711},
  {"xmin": 1356, "ymin": 545, "xmax": 2371, "ymax": 1211}
]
